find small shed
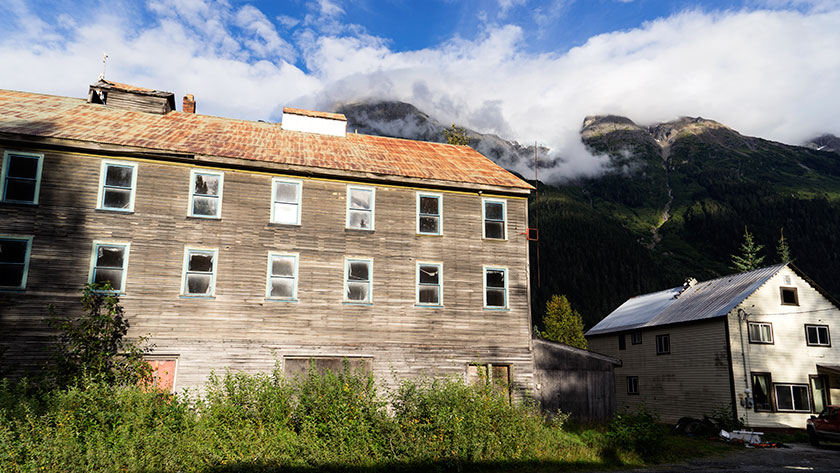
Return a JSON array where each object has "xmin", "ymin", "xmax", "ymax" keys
[{"xmin": 532, "ymin": 338, "xmax": 621, "ymax": 422}]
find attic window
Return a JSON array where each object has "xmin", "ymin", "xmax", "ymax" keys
[
  {"xmin": 780, "ymin": 287, "xmax": 799, "ymax": 306},
  {"xmin": 656, "ymin": 334, "xmax": 670, "ymax": 355},
  {"xmin": 630, "ymin": 330, "xmax": 642, "ymax": 345}
]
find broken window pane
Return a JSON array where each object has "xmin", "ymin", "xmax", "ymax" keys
[
  {"xmin": 349, "ymin": 189, "xmax": 371, "ymax": 209},
  {"xmin": 186, "ymin": 274, "xmax": 212, "ymax": 294},
  {"xmin": 272, "ymin": 256, "xmax": 294, "ymax": 277},
  {"xmin": 192, "ymin": 196, "xmax": 218, "ymax": 216},
  {"xmin": 420, "ymin": 196, "xmax": 439, "ymax": 215},
  {"xmin": 419, "ymin": 265, "xmax": 439, "ymax": 284},
  {"xmin": 274, "ymin": 182, "xmax": 298, "ymax": 203},
  {"xmin": 105, "ymin": 165, "xmax": 133, "ymax": 187},
  {"xmin": 194, "ymin": 174, "xmax": 219, "ymax": 196},
  {"xmin": 348, "ymin": 261, "xmax": 369, "ymax": 281},
  {"xmin": 96, "ymin": 246, "xmax": 125, "ymax": 268},
  {"xmin": 348, "ymin": 210, "xmax": 371, "ymax": 229},
  {"xmin": 271, "ymin": 279, "xmax": 294, "ymax": 298},
  {"xmin": 346, "ymin": 282, "xmax": 369, "ymax": 301},
  {"xmin": 486, "ymin": 269, "xmax": 505, "ymax": 288},
  {"xmin": 189, "ymin": 252, "xmax": 213, "ymax": 272},
  {"xmin": 94, "ymin": 268, "xmax": 123, "ymax": 289},
  {"xmin": 419, "ymin": 216, "xmax": 438, "ymax": 234},
  {"xmin": 485, "ymin": 202, "xmax": 504, "ymax": 220},
  {"xmin": 345, "ymin": 259, "xmax": 371, "ymax": 302}
]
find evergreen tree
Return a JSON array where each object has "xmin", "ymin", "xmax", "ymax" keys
[
  {"xmin": 777, "ymin": 227, "xmax": 793, "ymax": 263},
  {"xmin": 444, "ymin": 123, "xmax": 469, "ymax": 146},
  {"xmin": 731, "ymin": 226, "xmax": 765, "ymax": 272},
  {"xmin": 540, "ymin": 294, "xmax": 588, "ymax": 349}
]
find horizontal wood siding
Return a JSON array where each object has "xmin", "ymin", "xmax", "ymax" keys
[
  {"xmin": 0, "ymin": 145, "xmax": 534, "ymax": 396},
  {"xmin": 587, "ymin": 319, "xmax": 732, "ymax": 423},
  {"xmin": 728, "ymin": 267, "xmax": 840, "ymax": 428}
]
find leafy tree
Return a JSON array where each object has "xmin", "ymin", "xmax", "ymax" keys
[
  {"xmin": 730, "ymin": 226, "xmax": 765, "ymax": 272},
  {"xmin": 540, "ymin": 295, "xmax": 587, "ymax": 349},
  {"xmin": 777, "ymin": 227, "xmax": 793, "ymax": 263},
  {"xmin": 444, "ymin": 123, "xmax": 470, "ymax": 146},
  {"xmin": 48, "ymin": 283, "xmax": 153, "ymax": 387}
]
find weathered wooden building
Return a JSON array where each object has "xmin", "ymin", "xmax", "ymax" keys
[
  {"xmin": 0, "ymin": 80, "xmax": 537, "ymax": 395},
  {"xmin": 587, "ymin": 264, "xmax": 840, "ymax": 428}
]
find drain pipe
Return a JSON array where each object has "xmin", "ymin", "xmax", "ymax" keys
[{"xmin": 737, "ymin": 308, "xmax": 752, "ymax": 426}]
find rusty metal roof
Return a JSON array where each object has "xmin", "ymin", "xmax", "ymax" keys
[
  {"xmin": 0, "ymin": 89, "xmax": 532, "ymax": 191},
  {"xmin": 586, "ymin": 264, "xmax": 788, "ymax": 336}
]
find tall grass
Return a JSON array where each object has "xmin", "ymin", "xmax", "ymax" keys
[{"xmin": 0, "ymin": 366, "xmax": 651, "ymax": 472}]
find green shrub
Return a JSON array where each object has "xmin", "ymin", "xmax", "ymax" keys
[{"xmin": 606, "ymin": 406, "xmax": 665, "ymax": 461}]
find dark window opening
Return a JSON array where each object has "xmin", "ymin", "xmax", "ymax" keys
[
  {"xmin": 751, "ymin": 372, "xmax": 773, "ymax": 411},
  {"xmin": 805, "ymin": 325, "xmax": 830, "ymax": 346},
  {"xmin": 631, "ymin": 330, "xmax": 642, "ymax": 345},
  {"xmin": 618, "ymin": 333, "xmax": 626, "ymax": 350},
  {"xmin": 780, "ymin": 287, "xmax": 799, "ymax": 305},
  {"xmin": 627, "ymin": 376, "xmax": 639, "ymax": 395},
  {"xmin": 656, "ymin": 334, "xmax": 670, "ymax": 355}
]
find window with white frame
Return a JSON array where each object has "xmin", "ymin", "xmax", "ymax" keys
[
  {"xmin": 89, "ymin": 242, "xmax": 130, "ymax": 293},
  {"xmin": 189, "ymin": 170, "xmax": 223, "ymax": 218},
  {"xmin": 344, "ymin": 258, "xmax": 372, "ymax": 303},
  {"xmin": 627, "ymin": 376, "xmax": 639, "ymax": 395},
  {"xmin": 482, "ymin": 198, "xmax": 506, "ymax": 239},
  {"xmin": 1, "ymin": 151, "xmax": 44, "ymax": 204},
  {"xmin": 0, "ymin": 235, "xmax": 33, "ymax": 290},
  {"xmin": 656, "ymin": 334, "xmax": 670, "ymax": 354},
  {"xmin": 484, "ymin": 266, "xmax": 508, "ymax": 309},
  {"xmin": 182, "ymin": 248, "xmax": 218, "ymax": 296},
  {"xmin": 346, "ymin": 186, "xmax": 374, "ymax": 230},
  {"xmin": 97, "ymin": 160, "xmax": 137, "ymax": 211},
  {"xmin": 266, "ymin": 253, "xmax": 298, "ymax": 300},
  {"xmin": 748, "ymin": 322, "xmax": 774, "ymax": 344},
  {"xmin": 417, "ymin": 262, "xmax": 442, "ymax": 306},
  {"xmin": 774, "ymin": 383, "xmax": 810, "ymax": 412},
  {"xmin": 271, "ymin": 178, "xmax": 301, "ymax": 225},
  {"xmin": 805, "ymin": 324, "xmax": 831, "ymax": 346},
  {"xmin": 417, "ymin": 192, "xmax": 442, "ymax": 235}
]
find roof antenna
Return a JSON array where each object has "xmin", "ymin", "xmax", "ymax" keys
[{"xmin": 99, "ymin": 52, "xmax": 108, "ymax": 81}]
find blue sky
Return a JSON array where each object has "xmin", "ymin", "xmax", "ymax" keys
[{"xmin": 1, "ymin": 0, "xmax": 839, "ymax": 178}]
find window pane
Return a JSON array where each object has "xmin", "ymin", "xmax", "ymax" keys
[
  {"xmin": 485, "ymin": 202, "xmax": 503, "ymax": 220},
  {"xmin": 271, "ymin": 256, "xmax": 294, "ymax": 277},
  {"xmin": 94, "ymin": 268, "xmax": 123, "ymax": 289},
  {"xmin": 807, "ymin": 326, "xmax": 819, "ymax": 344},
  {"xmin": 818, "ymin": 327, "xmax": 829, "ymax": 344},
  {"xmin": 776, "ymin": 386, "xmax": 793, "ymax": 410},
  {"xmin": 270, "ymin": 278, "xmax": 294, "ymax": 298},
  {"xmin": 350, "ymin": 189, "xmax": 371, "ymax": 209},
  {"xmin": 346, "ymin": 281, "xmax": 369, "ymax": 301},
  {"xmin": 418, "ymin": 286, "xmax": 439, "ymax": 304},
  {"xmin": 485, "ymin": 221, "xmax": 504, "ymax": 239},
  {"xmin": 0, "ymin": 240, "xmax": 27, "ymax": 263},
  {"xmin": 813, "ymin": 377, "xmax": 828, "ymax": 413},
  {"xmin": 749, "ymin": 324, "xmax": 761, "ymax": 341},
  {"xmin": 419, "ymin": 216, "xmax": 438, "ymax": 234},
  {"xmin": 348, "ymin": 262, "xmax": 369, "ymax": 281},
  {"xmin": 752, "ymin": 375, "xmax": 771, "ymax": 410},
  {"xmin": 419, "ymin": 265, "xmax": 439, "ymax": 284},
  {"xmin": 4, "ymin": 179, "xmax": 36, "ymax": 202},
  {"xmin": 194, "ymin": 174, "xmax": 219, "ymax": 195},
  {"xmin": 105, "ymin": 165, "xmax": 133, "ymax": 187},
  {"xmin": 273, "ymin": 202, "xmax": 298, "ymax": 224},
  {"xmin": 486, "ymin": 288, "xmax": 505, "ymax": 307},
  {"xmin": 96, "ymin": 246, "xmax": 124, "ymax": 268},
  {"xmin": 274, "ymin": 182, "xmax": 298, "ymax": 203},
  {"xmin": 188, "ymin": 253, "xmax": 213, "ymax": 272},
  {"xmin": 793, "ymin": 386, "xmax": 809, "ymax": 411},
  {"xmin": 0, "ymin": 265, "xmax": 24, "ymax": 287},
  {"xmin": 492, "ymin": 365, "xmax": 509, "ymax": 388},
  {"xmin": 420, "ymin": 196, "xmax": 439, "ymax": 215},
  {"xmin": 103, "ymin": 188, "xmax": 131, "ymax": 209},
  {"xmin": 761, "ymin": 325, "xmax": 772, "ymax": 342},
  {"xmin": 486, "ymin": 269, "xmax": 505, "ymax": 288},
  {"xmin": 348, "ymin": 209, "xmax": 371, "ymax": 229},
  {"xmin": 186, "ymin": 274, "xmax": 212, "ymax": 294},
  {"xmin": 192, "ymin": 196, "xmax": 218, "ymax": 216},
  {"xmin": 7, "ymin": 156, "xmax": 39, "ymax": 178}
]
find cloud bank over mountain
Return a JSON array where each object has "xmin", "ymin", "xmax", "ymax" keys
[{"xmin": 1, "ymin": 0, "xmax": 838, "ymax": 180}]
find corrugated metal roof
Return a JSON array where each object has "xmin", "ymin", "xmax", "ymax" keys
[
  {"xmin": 0, "ymin": 89, "xmax": 532, "ymax": 191},
  {"xmin": 586, "ymin": 264, "xmax": 788, "ymax": 336}
]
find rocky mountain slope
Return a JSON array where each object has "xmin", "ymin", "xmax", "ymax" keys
[{"xmin": 336, "ymin": 101, "xmax": 840, "ymax": 328}]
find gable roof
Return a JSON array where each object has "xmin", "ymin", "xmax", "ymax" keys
[
  {"xmin": 0, "ymin": 89, "xmax": 532, "ymax": 192},
  {"xmin": 586, "ymin": 264, "xmax": 789, "ymax": 336}
]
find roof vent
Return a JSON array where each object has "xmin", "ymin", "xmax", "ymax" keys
[
  {"xmin": 674, "ymin": 277, "xmax": 697, "ymax": 299},
  {"xmin": 282, "ymin": 107, "xmax": 346, "ymax": 137},
  {"xmin": 88, "ymin": 79, "xmax": 176, "ymax": 115}
]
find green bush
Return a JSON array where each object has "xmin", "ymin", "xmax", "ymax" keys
[{"xmin": 606, "ymin": 406, "xmax": 666, "ymax": 461}]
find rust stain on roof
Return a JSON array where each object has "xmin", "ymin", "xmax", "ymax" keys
[
  {"xmin": 283, "ymin": 107, "xmax": 346, "ymax": 122},
  {"xmin": 0, "ymin": 89, "xmax": 532, "ymax": 190}
]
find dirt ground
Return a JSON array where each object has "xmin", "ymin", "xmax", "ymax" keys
[{"xmin": 601, "ymin": 442, "xmax": 840, "ymax": 473}]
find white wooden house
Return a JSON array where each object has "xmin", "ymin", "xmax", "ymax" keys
[{"xmin": 586, "ymin": 263, "xmax": 840, "ymax": 428}]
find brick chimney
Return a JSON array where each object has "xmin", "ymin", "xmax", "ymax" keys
[{"xmin": 183, "ymin": 94, "xmax": 195, "ymax": 114}]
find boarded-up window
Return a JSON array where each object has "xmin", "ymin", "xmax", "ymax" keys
[
  {"xmin": 283, "ymin": 357, "xmax": 372, "ymax": 379},
  {"xmin": 147, "ymin": 359, "xmax": 177, "ymax": 392}
]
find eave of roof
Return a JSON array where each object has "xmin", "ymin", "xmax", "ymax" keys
[{"xmin": 0, "ymin": 89, "xmax": 532, "ymax": 192}]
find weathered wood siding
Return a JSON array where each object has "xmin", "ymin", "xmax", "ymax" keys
[
  {"xmin": 532, "ymin": 339, "xmax": 619, "ymax": 422},
  {"xmin": 728, "ymin": 266, "xmax": 840, "ymax": 428},
  {"xmin": 587, "ymin": 318, "xmax": 733, "ymax": 423},
  {"xmin": 0, "ymin": 144, "xmax": 534, "ymax": 396}
]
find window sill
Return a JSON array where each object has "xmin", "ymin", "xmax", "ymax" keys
[
  {"xmin": 0, "ymin": 201, "xmax": 38, "ymax": 207},
  {"xmin": 483, "ymin": 307, "xmax": 510, "ymax": 311},
  {"xmin": 179, "ymin": 295, "xmax": 216, "ymax": 300},
  {"xmin": 95, "ymin": 208, "xmax": 135, "ymax": 214},
  {"xmin": 482, "ymin": 237, "xmax": 508, "ymax": 242},
  {"xmin": 186, "ymin": 215, "xmax": 221, "ymax": 220},
  {"xmin": 268, "ymin": 222, "xmax": 301, "ymax": 228},
  {"xmin": 416, "ymin": 233, "xmax": 442, "ymax": 237},
  {"xmin": 806, "ymin": 344, "xmax": 832, "ymax": 348},
  {"xmin": 748, "ymin": 341, "xmax": 774, "ymax": 345},
  {"xmin": 0, "ymin": 288, "xmax": 26, "ymax": 293},
  {"xmin": 343, "ymin": 301, "xmax": 373, "ymax": 306},
  {"xmin": 345, "ymin": 228, "xmax": 375, "ymax": 233},
  {"xmin": 265, "ymin": 298, "xmax": 298, "ymax": 303},
  {"xmin": 415, "ymin": 304, "xmax": 444, "ymax": 308}
]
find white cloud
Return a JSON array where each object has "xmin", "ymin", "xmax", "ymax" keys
[{"xmin": 0, "ymin": 2, "xmax": 838, "ymax": 182}]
